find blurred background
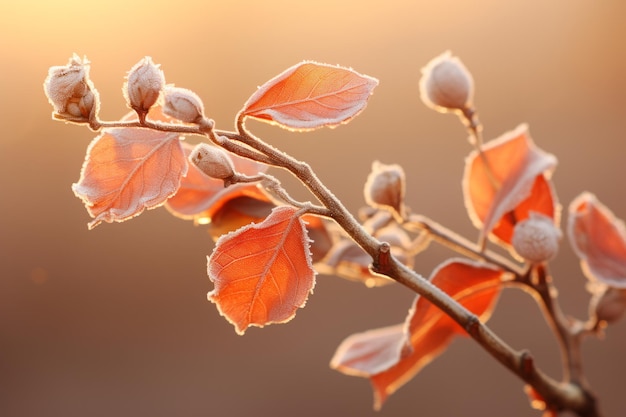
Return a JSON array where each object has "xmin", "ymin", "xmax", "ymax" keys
[{"xmin": 1, "ymin": 1, "xmax": 625, "ymax": 416}]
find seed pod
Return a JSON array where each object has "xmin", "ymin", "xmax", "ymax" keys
[
  {"xmin": 162, "ymin": 85, "xmax": 205, "ymax": 123},
  {"xmin": 512, "ymin": 212, "xmax": 562, "ymax": 263},
  {"xmin": 190, "ymin": 143, "xmax": 235, "ymax": 180},
  {"xmin": 419, "ymin": 51, "xmax": 474, "ymax": 113},
  {"xmin": 65, "ymin": 89, "xmax": 96, "ymax": 119},
  {"xmin": 44, "ymin": 54, "xmax": 98, "ymax": 122},
  {"xmin": 589, "ymin": 285, "xmax": 626, "ymax": 325},
  {"xmin": 364, "ymin": 161, "xmax": 406, "ymax": 219},
  {"xmin": 124, "ymin": 56, "xmax": 165, "ymax": 115}
]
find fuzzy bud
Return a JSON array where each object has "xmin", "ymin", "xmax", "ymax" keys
[
  {"xmin": 419, "ymin": 51, "xmax": 474, "ymax": 113},
  {"xmin": 512, "ymin": 212, "xmax": 562, "ymax": 263},
  {"xmin": 589, "ymin": 285, "xmax": 626, "ymax": 325},
  {"xmin": 190, "ymin": 143, "xmax": 236, "ymax": 180},
  {"xmin": 364, "ymin": 161, "xmax": 406, "ymax": 219},
  {"xmin": 162, "ymin": 85, "xmax": 205, "ymax": 123},
  {"xmin": 44, "ymin": 54, "xmax": 97, "ymax": 122},
  {"xmin": 124, "ymin": 56, "xmax": 165, "ymax": 114}
]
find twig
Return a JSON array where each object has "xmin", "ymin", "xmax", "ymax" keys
[{"xmin": 405, "ymin": 213, "xmax": 524, "ymax": 276}]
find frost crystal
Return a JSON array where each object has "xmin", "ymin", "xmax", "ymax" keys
[
  {"xmin": 162, "ymin": 85, "xmax": 205, "ymax": 123},
  {"xmin": 190, "ymin": 143, "xmax": 236, "ymax": 180},
  {"xmin": 512, "ymin": 212, "xmax": 562, "ymax": 263},
  {"xmin": 44, "ymin": 54, "xmax": 97, "ymax": 121},
  {"xmin": 125, "ymin": 56, "xmax": 165, "ymax": 114},
  {"xmin": 419, "ymin": 51, "xmax": 474, "ymax": 113}
]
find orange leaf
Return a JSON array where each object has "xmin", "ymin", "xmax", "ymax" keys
[
  {"xmin": 205, "ymin": 193, "xmax": 276, "ymax": 241},
  {"xmin": 208, "ymin": 206, "xmax": 331, "ymax": 260},
  {"xmin": 568, "ymin": 193, "xmax": 626, "ymax": 288},
  {"xmin": 72, "ymin": 127, "xmax": 187, "ymax": 229},
  {"xmin": 301, "ymin": 214, "xmax": 333, "ymax": 263},
  {"xmin": 208, "ymin": 206, "xmax": 315, "ymax": 334},
  {"xmin": 463, "ymin": 124, "xmax": 559, "ymax": 245},
  {"xmin": 165, "ymin": 142, "xmax": 269, "ymax": 222},
  {"xmin": 491, "ymin": 175, "xmax": 557, "ymax": 244},
  {"xmin": 330, "ymin": 259, "xmax": 503, "ymax": 409},
  {"xmin": 241, "ymin": 61, "xmax": 379, "ymax": 131}
]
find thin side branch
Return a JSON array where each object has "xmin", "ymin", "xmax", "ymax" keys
[
  {"xmin": 515, "ymin": 265, "xmax": 595, "ymax": 390},
  {"xmin": 405, "ymin": 214, "xmax": 525, "ymax": 276}
]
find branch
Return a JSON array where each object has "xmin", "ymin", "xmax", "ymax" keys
[
  {"xmin": 513, "ymin": 265, "xmax": 601, "ymax": 414},
  {"xmin": 229, "ymin": 116, "xmax": 599, "ymax": 416},
  {"xmin": 91, "ymin": 117, "xmax": 277, "ymax": 165},
  {"xmin": 382, "ymin": 252, "xmax": 599, "ymax": 416},
  {"xmin": 86, "ymin": 112, "xmax": 601, "ymax": 416}
]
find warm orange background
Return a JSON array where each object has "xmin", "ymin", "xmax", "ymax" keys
[{"xmin": 1, "ymin": 1, "xmax": 625, "ymax": 416}]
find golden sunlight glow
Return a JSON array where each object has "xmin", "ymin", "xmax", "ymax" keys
[{"xmin": 196, "ymin": 217, "xmax": 211, "ymax": 225}]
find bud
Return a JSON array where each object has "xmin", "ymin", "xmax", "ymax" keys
[
  {"xmin": 419, "ymin": 51, "xmax": 474, "ymax": 113},
  {"xmin": 364, "ymin": 161, "xmax": 406, "ymax": 219},
  {"xmin": 190, "ymin": 143, "xmax": 235, "ymax": 180},
  {"xmin": 511, "ymin": 212, "xmax": 562, "ymax": 263},
  {"xmin": 162, "ymin": 85, "xmax": 205, "ymax": 123},
  {"xmin": 124, "ymin": 56, "xmax": 165, "ymax": 115},
  {"xmin": 44, "ymin": 54, "xmax": 98, "ymax": 122},
  {"xmin": 589, "ymin": 285, "xmax": 626, "ymax": 325}
]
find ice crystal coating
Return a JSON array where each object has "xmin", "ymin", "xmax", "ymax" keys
[
  {"xmin": 364, "ymin": 161, "xmax": 406, "ymax": 219},
  {"xmin": 512, "ymin": 212, "xmax": 562, "ymax": 263},
  {"xmin": 162, "ymin": 85, "xmax": 205, "ymax": 123},
  {"xmin": 419, "ymin": 51, "xmax": 474, "ymax": 113},
  {"xmin": 125, "ymin": 56, "xmax": 165, "ymax": 114},
  {"xmin": 44, "ymin": 54, "xmax": 97, "ymax": 122},
  {"xmin": 190, "ymin": 143, "xmax": 236, "ymax": 180}
]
